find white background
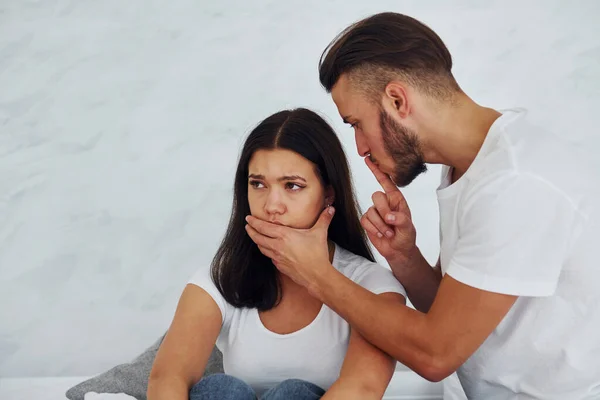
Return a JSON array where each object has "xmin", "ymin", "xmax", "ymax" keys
[{"xmin": 1, "ymin": 0, "xmax": 598, "ymax": 377}]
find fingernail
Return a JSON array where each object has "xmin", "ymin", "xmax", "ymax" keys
[
  {"xmin": 245, "ymin": 216, "xmax": 250, "ymax": 222},
  {"xmin": 328, "ymin": 207, "xmax": 335, "ymax": 215},
  {"xmin": 386, "ymin": 214, "xmax": 395, "ymax": 222},
  {"xmin": 386, "ymin": 230, "xmax": 394, "ymax": 238},
  {"xmin": 377, "ymin": 232, "xmax": 383, "ymax": 238}
]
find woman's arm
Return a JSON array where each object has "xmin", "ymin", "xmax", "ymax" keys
[
  {"xmin": 147, "ymin": 284, "xmax": 222, "ymax": 400},
  {"xmin": 322, "ymin": 292, "xmax": 404, "ymax": 400}
]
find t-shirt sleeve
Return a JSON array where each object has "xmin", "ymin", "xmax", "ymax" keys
[
  {"xmin": 353, "ymin": 263, "xmax": 407, "ymax": 298},
  {"xmin": 188, "ymin": 266, "xmax": 231, "ymax": 326},
  {"xmin": 446, "ymin": 173, "xmax": 578, "ymax": 297}
]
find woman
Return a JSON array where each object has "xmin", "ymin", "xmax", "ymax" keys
[{"xmin": 147, "ymin": 108, "xmax": 406, "ymax": 400}]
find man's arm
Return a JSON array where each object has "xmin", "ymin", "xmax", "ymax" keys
[
  {"xmin": 312, "ymin": 266, "xmax": 516, "ymax": 382},
  {"xmin": 244, "ymin": 202, "xmax": 516, "ymax": 382},
  {"xmin": 390, "ymin": 249, "xmax": 441, "ymax": 313}
]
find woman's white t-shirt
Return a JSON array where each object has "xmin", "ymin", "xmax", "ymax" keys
[{"xmin": 188, "ymin": 243, "xmax": 406, "ymax": 396}]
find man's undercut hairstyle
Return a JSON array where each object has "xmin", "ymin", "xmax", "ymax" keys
[{"xmin": 319, "ymin": 12, "xmax": 461, "ymax": 102}]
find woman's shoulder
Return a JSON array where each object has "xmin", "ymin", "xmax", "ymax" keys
[
  {"xmin": 332, "ymin": 244, "xmax": 384, "ymax": 279},
  {"xmin": 187, "ymin": 264, "xmax": 235, "ymax": 322},
  {"xmin": 332, "ymin": 244, "xmax": 406, "ymax": 296}
]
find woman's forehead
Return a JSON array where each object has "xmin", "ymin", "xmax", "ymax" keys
[{"xmin": 248, "ymin": 149, "xmax": 317, "ymax": 176}]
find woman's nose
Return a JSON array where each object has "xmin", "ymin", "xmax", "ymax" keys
[{"xmin": 264, "ymin": 190, "xmax": 285, "ymax": 215}]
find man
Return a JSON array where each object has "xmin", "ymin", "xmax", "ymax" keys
[{"xmin": 245, "ymin": 12, "xmax": 600, "ymax": 399}]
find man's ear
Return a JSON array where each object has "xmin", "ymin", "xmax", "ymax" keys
[{"xmin": 384, "ymin": 81, "xmax": 410, "ymax": 118}]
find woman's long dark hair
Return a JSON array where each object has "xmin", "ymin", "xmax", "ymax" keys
[{"xmin": 211, "ymin": 108, "xmax": 374, "ymax": 311}]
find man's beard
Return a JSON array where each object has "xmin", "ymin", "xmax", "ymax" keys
[{"xmin": 378, "ymin": 109, "xmax": 427, "ymax": 187}]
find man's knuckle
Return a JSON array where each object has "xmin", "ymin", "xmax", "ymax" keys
[
  {"xmin": 279, "ymin": 231, "xmax": 289, "ymax": 243},
  {"xmin": 274, "ymin": 240, "xmax": 283, "ymax": 253},
  {"xmin": 361, "ymin": 217, "xmax": 370, "ymax": 228},
  {"xmin": 372, "ymin": 191, "xmax": 384, "ymax": 203}
]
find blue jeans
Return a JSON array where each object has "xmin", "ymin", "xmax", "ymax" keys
[{"xmin": 189, "ymin": 373, "xmax": 325, "ymax": 400}]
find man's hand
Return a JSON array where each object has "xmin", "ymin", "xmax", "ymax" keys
[
  {"xmin": 361, "ymin": 157, "xmax": 418, "ymax": 269},
  {"xmin": 245, "ymin": 207, "xmax": 335, "ymax": 294}
]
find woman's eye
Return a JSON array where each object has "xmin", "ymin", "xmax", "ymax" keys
[
  {"xmin": 249, "ymin": 180, "xmax": 264, "ymax": 188},
  {"xmin": 286, "ymin": 182, "xmax": 303, "ymax": 191}
]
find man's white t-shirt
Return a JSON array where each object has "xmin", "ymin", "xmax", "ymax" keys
[
  {"xmin": 438, "ymin": 108, "xmax": 600, "ymax": 399},
  {"xmin": 188, "ymin": 243, "xmax": 406, "ymax": 397}
]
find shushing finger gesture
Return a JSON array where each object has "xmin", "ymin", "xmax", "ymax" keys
[{"xmin": 361, "ymin": 157, "xmax": 417, "ymax": 267}]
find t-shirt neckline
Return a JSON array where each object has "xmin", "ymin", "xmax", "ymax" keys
[{"xmin": 254, "ymin": 243, "xmax": 340, "ymax": 338}]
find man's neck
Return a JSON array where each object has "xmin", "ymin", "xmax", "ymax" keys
[{"xmin": 423, "ymin": 94, "xmax": 502, "ymax": 178}]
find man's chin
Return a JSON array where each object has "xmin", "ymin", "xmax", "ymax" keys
[
  {"xmin": 389, "ymin": 175, "xmax": 400, "ymax": 187},
  {"xmin": 392, "ymin": 167, "xmax": 427, "ymax": 187}
]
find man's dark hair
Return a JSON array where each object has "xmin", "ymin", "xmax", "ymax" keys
[{"xmin": 319, "ymin": 12, "xmax": 460, "ymax": 101}]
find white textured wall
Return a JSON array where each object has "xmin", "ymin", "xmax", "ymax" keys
[{"xmin": 0, "ymin": 0, "xmax": 598, "ymax": 377}]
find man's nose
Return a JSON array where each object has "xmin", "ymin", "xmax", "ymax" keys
[{"xmin": 355, "ymin": 130, "xmax": 370, "ymax": 157}]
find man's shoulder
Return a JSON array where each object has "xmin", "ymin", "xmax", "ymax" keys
[{"xmin": 470, "ymin": 109, "xmax": 595, "ymax": 205}]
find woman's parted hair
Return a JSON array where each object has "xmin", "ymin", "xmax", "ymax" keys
[{"xmin": 211, "ymin": 108, "xmax": 374, "ymax": 311}]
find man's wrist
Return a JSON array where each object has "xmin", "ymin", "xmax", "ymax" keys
[
  {"xmin": 387, "ymin": 245, "xmax": 422, "ymax": 270},
  {"xmin": 387, "ymin": 247, "xmax": 429, "ymax": 281},
  {"xmin": 308, "ymin": 261, "xmax": 342, "ymax": 303}
]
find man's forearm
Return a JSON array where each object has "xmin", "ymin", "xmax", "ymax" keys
[
  {"xmin": 389, "ymin": 247, "xmax": 441, "ymax": 313},
  {"xmin": 313, "ymin": 265, "xmax": 440, "ymax": 380}
]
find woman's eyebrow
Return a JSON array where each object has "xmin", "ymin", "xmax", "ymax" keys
[
  {"xmin": 248, "ymin": 173, "xmax": 306, "ymax": 182},
  {"xmin": 278, "ymin": 175, "xmax": 306, "ymax": 182}
]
